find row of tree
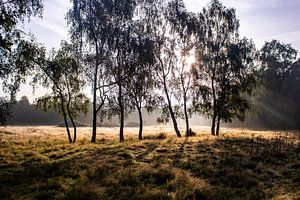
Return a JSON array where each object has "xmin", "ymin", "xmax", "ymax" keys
[
  {"xmin": 62, "ymin": 0, "xmax": 259, "ymax": 142},
  {"xmin": 1, "ymin": 0, "xmax": 299, "ymax": 143}
]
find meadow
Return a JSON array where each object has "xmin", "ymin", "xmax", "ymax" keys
[{"xmin": 0, "ymin": 126, "xmax": 299, "ymax": 200}]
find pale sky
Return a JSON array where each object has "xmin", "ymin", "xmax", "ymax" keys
[{"xmin": 4, "ymin": 0, "xmax": 300, "ymax": 102}]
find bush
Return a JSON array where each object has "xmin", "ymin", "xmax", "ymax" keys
[
  {"xmin": 144, "ymin": 132, "xmax": 167, "ymax": 140},
  {"xmin": 157, "ymin": 132, "xmax": 167, "ymax": 139},
  {"xmin": 188, "ymin": 128, "xmax": 197, "ymax": 137}
]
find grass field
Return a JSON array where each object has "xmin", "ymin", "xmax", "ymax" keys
[{"xmin": 0, "ymin": 126, "xmax": 299, "ymax": 200}]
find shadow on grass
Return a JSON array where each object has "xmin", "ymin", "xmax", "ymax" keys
[
  {"xmin": 0, "ymin": 134, "xmax": 299, "ymax": 200},
  {"xmin": 170, "ymin": 136, "xmax": 300, "ymax": 199}
]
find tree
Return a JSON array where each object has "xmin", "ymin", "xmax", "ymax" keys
[
  {"xmin": 0, "ymin": 0, "xmax": 43, "ymax": 124},
  {"xmin": 108, "ymin": 20, "xmax": 156, "ymax": 142},
  {"xmin": 0, "ymin": 0, "xmax": 43, "ymax": 96},
  {"xmin": 193, "ymin": 0, "xmax": 257, "ymax": 136},
  {"xmin": 68, "ymin": 0, "xmax": 110, "ymax": 143},
  {"xmin": 6, "ymin": 95, "xmax": 62, "ymax": 125},
  {"xmin": 35, "ymin": 41, "xmax": 89, "ymax": 143},
  {"xmin": 125, "ymin": 63, "xmax": 157, "ymax": 140},
  {"xmin": 289, "ymin": 59, "xmax": 300, "ymax": 128},
  {"xmin": 260, "ymin": 40, "xmax": 297, "ymax": 95},
  {"xmin": 68, "ymin": 0, "xmax": 137, "ymax": 143},
  {"xmin": 214, "ymin": 38, "xmax": 257, "ymax": 135},
  {"xmin": 142, "ymin": 0, "xmax": 184, "ymax": 137},
  {"xmin": 0, "ymin": 0, "xmax": 43, "ymax": 51},
  {"xmin": 257, "ymin": 40, "xmax": 299, "ymax": 129},
  {"xmin": 167, "ymin": 0, "xmax": 197, "ymax": 136},
  {"xmin": 123, "ymin": 26, "xmax": 156, "ymax": 140}
]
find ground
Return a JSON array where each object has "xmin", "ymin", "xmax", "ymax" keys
[{"xmin": 0, "ymin": 126, "xmax": 299, "ymax": 200}]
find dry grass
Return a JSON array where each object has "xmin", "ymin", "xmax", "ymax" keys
[{"xmin": 0, "ymin": 126, "xmax": 299, "ymax": 200}]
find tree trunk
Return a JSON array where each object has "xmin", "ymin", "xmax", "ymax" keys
[
  {"xmin": 63, "ymin": 113, "xmax": 72, "ymax": 143},
  {"xmin": 71, "ymin": 118, "xmax": 77, "ymax": 143},
  {"xmin": 67, "ymin": 106, "xmax": 77, "ymax": 143},
  {"xmin": 216, "ymin": 114, "xmax": 221, "ymax": 136},
  {"xmin": 211, "ymin": 112, "xmax": 216, "ymax": 136},
  {"xmin": 163, "ymin": 78, "xmax": 181, "ymax": 137},
  {"xmin": 118, "ymin": 83, "xmax": 125, "ymax": 142},
  {"xmin": 183, "ymin": 94, "xmax": 190, "ymax": 137},
  {"xmin": 211, "ymin": 72, "xmax": 217, "ymax": 136},
  {"xmin": 66, "ymin": 88, "xmax": 77, "ymax": 143},
  {"xmin": 91, "ymin": 61, "xmax": 99, "ymax": 143},
  {"xmin": 60, "ymin": 96, "xmax": 72, "ymax": 143},
  {"xmin": 137, "ymin": 106, "xmax": 143, "ymax": 140}
]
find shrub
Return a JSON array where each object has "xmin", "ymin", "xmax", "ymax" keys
[
  {"xmin": 157, "ymin": 132, "xmax": 167, "ymax": 139},
  {"xmin": 144, "ymin": 132, "xmax": 167, "ymax": 140},
  {"xmin": 186, "ymin": 128, "xmax": 196, "ymax": 137}
]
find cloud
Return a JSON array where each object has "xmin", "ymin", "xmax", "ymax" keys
[
  {"xmin": 24, "ymin": 0, "xmax": 71, "ymax": 49},
  {"xmin": 184, "ymin": 0, "xmax": 300, "ymax": 51},
  {"xmin": 52, "ymin": 0, "xmax": 71, "ymax": 8},
  {"xmin": 33, "ymin": 20, "xmax": 67, "ymax": 38},
  {"xmin": 254, "ymin": 30, "xmax": 300, "ymax": 49},
  {"xmin": 184, "ymin": 0, "xmax": 209, "ymax": 12}
]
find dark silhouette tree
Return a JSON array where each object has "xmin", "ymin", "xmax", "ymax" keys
[
  {"xmin": 35, "ymin": 41, "xmax": 89, "ymax": 143},
  {"xmin": 167, "ymin": 0, "xmax": 198, "ymax": 136},
  {"xmin": 260, "ymin": 40, "xmax": 297, "ymax": 95},
  {"xmin": 213, "ymin": 39, "xmax": 257, "ymax": 135},
  {"xmin": 68, "ymin": 0, "xmax": 137, "ymax": 143},
  {"xmin": 257, "ymin": 40, "xmax": 299, "ymax": 129},
  {"xmin": 6, "ymin": 96, "xmax": 61, "ymax": 125},
  {"xmin": 193, "ymin": 0, "xmax": 257, "ymax": 136},
  {"xmin": 0, "ymin": 0, "xmax": 43, "ymax": 124},
  {"xmin": 123, "ymin": 25, "xmax": 156, "ymax": 140},
  {"xmin": 0, "ymin": 0, "xmax": 43, "ymax": 95},
  {"xmin": 142, "ymin": 0, "xmax": 184, "ymax": 137},
  {"xmin": 68, "ymin": 0, "xmax": 111, "ymax": 143}
]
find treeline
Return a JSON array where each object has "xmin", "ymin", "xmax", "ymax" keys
[
  {"xmin": 7, "ymin": 96, "xmax": 211, "ymax": 127},
  {"xmin": 7, "ymin": 96, "xmax": 60, "ymax": 125},
  {"xmin": 1, "ymin": 0, "xmax": 300, "ymax": 143},
  {"xmin": 248, "ymin": 43, "xmax": 300, "ymax": 130}
]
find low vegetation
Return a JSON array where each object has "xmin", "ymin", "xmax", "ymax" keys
[{"xmin": 0, "ymin": 126, "xmax": 299, "ymax": 200}]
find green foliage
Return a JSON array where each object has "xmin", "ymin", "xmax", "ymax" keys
[
  {"xmin": 157, "ymin": 105, "xmax": 170, "ymax": 124},
  {"xmin": 68, "ymin": 0, "xmax": 146, "ymax": 141},
  {"xmin": 0, "ymin": 0, "xmax": 43, "ymax": 90},
  {"xmin": 36, "ymin": 94, "xmax": 89, "ymax": 119},
  {"xmin": 0, "ymin": 37, "xmax": 46, "ymax": 124},
  {"xmin": 254, "ymin": 40, "xmax": 300, "ymax": 129},
  {"xmin": 260, "ymin": 40, "xmax": 297, "ymax": 93},
  {"xmin": 34, "ymin": 41, "xmax": 89, "ymax": 143},
  {"xmin": 0, "ymin": 0, "xmax": 44, "ymax": 125},
  {"xmin": 141, "ymin": 0, "xmax": 195, "ymax": 137},
  {"xmin": 35, "ymin": 41, "xmax": 89, "ymax": 118},
  {"xmin": 192, "ymin": 0, "xmax": 257, "ymax": 134},
  {"xmin": 0, "ymin": 0, "xmax": 43, "ymax": 51}
]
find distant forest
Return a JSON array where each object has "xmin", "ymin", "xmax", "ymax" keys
[
  {"xmin": 7, "ymin": 90, "xmax": 300, "ymax": 131},
  {"xmin": 7, "ymin": 96, "xmax": 212, "ymax": 127}
]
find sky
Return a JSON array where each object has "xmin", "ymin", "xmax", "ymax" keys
[{"xmin": 5, "ymin": 0, "xmax": 300, "ymax": 102}]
